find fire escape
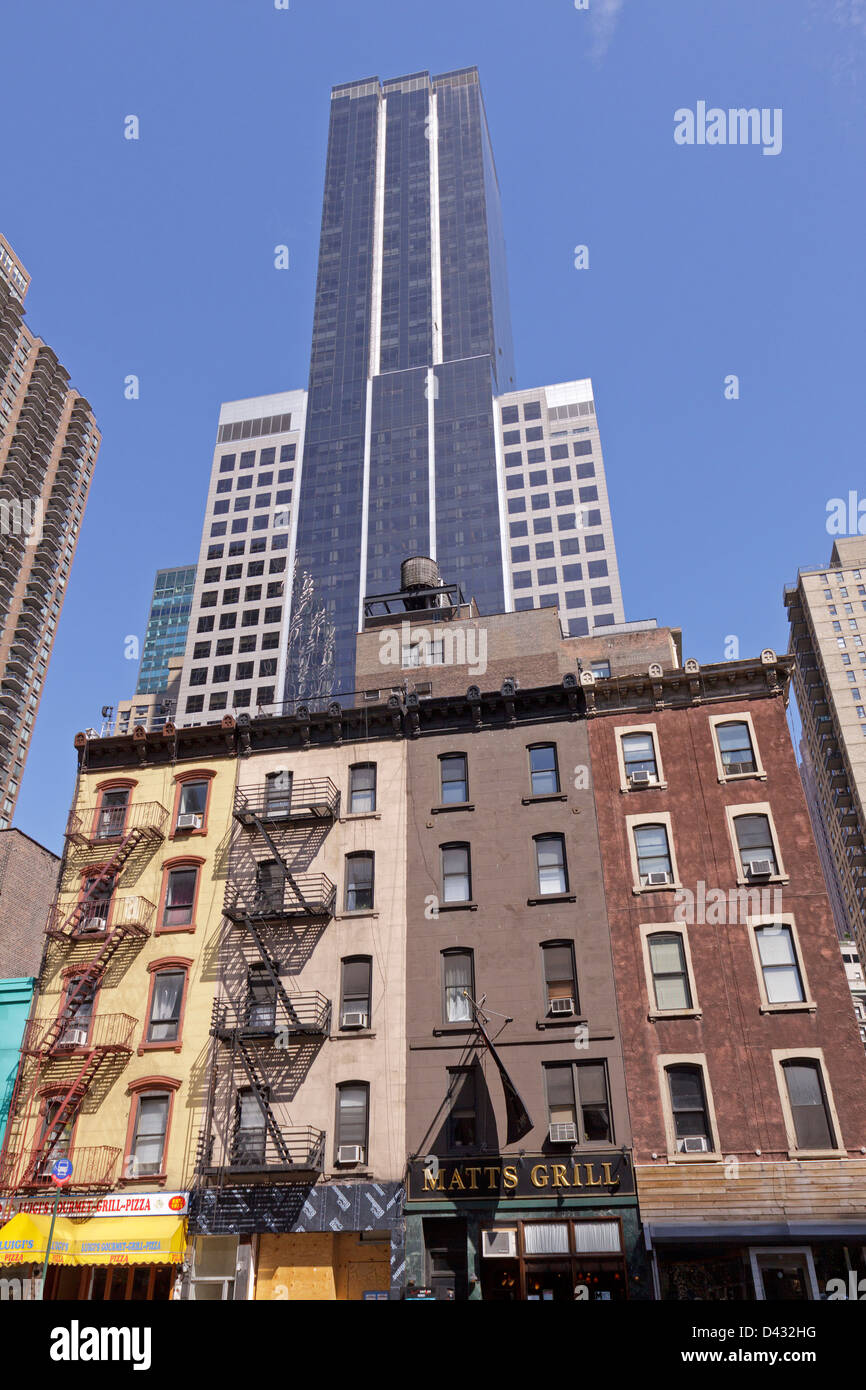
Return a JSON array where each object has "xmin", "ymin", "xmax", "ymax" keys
[
  {"xmin": 0, "ymin": 799, "xmax": 167, "ymax": 1193},
  {"xmin": 197, "ymin": 778, "xmax": 339, "ymax": 1181}
]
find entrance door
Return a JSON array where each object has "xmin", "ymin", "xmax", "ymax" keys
[
  {"xmin": 424, "ymin": 1219, "xmax": 467, "ymax": 1301},
  {"xmin": 751, "ymin": 1249, "xmax": 817, "ymax": 1301}
]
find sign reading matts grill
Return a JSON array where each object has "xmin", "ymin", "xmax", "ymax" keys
[
  {"xmin": 407, "ymin": 1154, "xmax": 634, "ymax": 1201},
  {"xmin": 8, "ymin": 1192, "xmax": 189, "ymax": 1219}
]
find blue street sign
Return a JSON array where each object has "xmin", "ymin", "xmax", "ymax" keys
[{"xmin": 51, "ymin": 1157, "xmax": 73, "ymax": 1182}]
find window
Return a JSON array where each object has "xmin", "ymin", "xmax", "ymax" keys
[
  {"xmin": 621, "ymin": 730, "xmax": 659, "ymax": 784},
  {"xmin": 448, "ymin": 1068, "xmax": 478, "ymax": 1148},
  {"xmin": 58, "ymin": 975, "xmax": 96, "ymax": 1045},
  {"xmin": 233, "ymin": 1089, "xmax": 266, "ymax": 1166},
  {"xmin": 441, "ymin": 844, "xmax": 471, "ymax": 903},
  {"xmin": 246, "ymin": 964, "xmax": 276, "ymax": 1031},
  {"xmin": 336, "ymin": 1083, "xmax": 369, "ymax": 1160},
  {"xmin": 440, "ymin": 753, "xmax": 468, "ymax": 804},
  {"xmin": 95, "ymin": 787, "xmax": 129, "ymax": 839},
  {"xmin": 147, "ymin": 971, "xmax": 185, "ymax": 1042},
  {"xmin": 340, "ymin": 958, "xmax": 372, "ymax": 1027},
  {"xmin": 648, "ymin": 933, "xmax": 692, "ymax": 1011},
  {"xmin": 442, "ymin": 950, "xmax": 474, "ymax": 1023},
  {"xmin": 781, "ymin": 1059, "xmax": 835, "ymax": 1150},
  {"xmin": 666, "ymin": 1065, "xmax": 712, "ymax": 1153},
  {"xmin": 534, "ymin": 834, "xmax": 568, "ymax": 895},
  {"xmin": 755, "ymin": 925, "xmax": 805, "ymax": 1004},
  {"xmin": 545, "ymin": 1062, "xmax": 611, "ymax": 1142},
  {"xmin": 176, "ymin": 780, "xmax": 208, "ymax": 829},
  {"xmin": 77, "ymin": 874, "xmax": 115, "ymax": 934},
  {"xmin": 541, "ymin": 942, "xmax": 577, "ymax": 1014},
  {"xmin": 38, "ymin": 1099, "xmax": 73, "ymax": 1174},
  {"xmin": 345, "ymin": 853, "xmax": 374, "ymax": 912},
  {"xmin": 264, "ymin": 770, "xmax": 292, "ymax": 817},
  {"xmin": 633, "ymin": 823, "xmax": 673, "ymax": 885},
  {"xmin": 591, "ymin": 660, "xmax": 611, "ymax": 678},
  {"xmin": 255, "ymin": 859, "xmax": 284, "ymax": 913},
  {"xmin": 128, "ymin": 1094, "xmax": 169, "ymax": 1176},
  {"xmin": 162, "ymin": 867, "xmax": 198, "ymax": 928},
  {"xmin": 734, "ymin": 813, "xmax": 778, "ymax": 877},
  {"xmin": 715, "ymin": 720, "xmax": 758, "ymax": 776},
  {"xmin": 349, "ymin": 764, "xmax": 376, "ymax": 814},
  {"xmin": 529, "ymin": 745, "xmax": 559, "ymax": 795}
]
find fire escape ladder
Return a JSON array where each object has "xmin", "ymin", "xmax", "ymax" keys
[
  {"xmin": 19, "ymin": 1052, "xmax": 102, "ymax": 1186},
  {"xmin": 234, "ymin": 1037, "xmax": 293, "ymax": 1166},
  {"xmin": 53, "ymin": 828, "xmax": 145, "ymax": 937},
  {"xmin": 245, "ymin": 808, "xmax": 312, "ymax": 914},
  {"xmin": 241, "ymin": 914, "xmax": 300, "ymax": 1029}
]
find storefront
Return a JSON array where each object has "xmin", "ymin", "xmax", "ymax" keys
[
  {"xmin": 0, "ymin": 1191, "xmax": 188, "ymax": 1301},
  {"xmin": 647, "ymin": 1224, "xmax": 866, "ymax": 1301},
  {"xmin": 189, "ymin": 1181, "xmax": 404, "ymax": 1301},
  {"xmin": 405, "ymin": 1152, "xmax": 650, "ymax": 1301}
]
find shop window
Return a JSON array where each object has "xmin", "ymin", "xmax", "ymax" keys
[{"xmin": 190, "ymin": 1236, "xmax": 239, "ymax": 1301}]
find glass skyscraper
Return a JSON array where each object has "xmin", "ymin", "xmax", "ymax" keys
[
  {"xmin": 177, "ymin": 67, "xmax": 627, "ymax": 726},
  {"xmin": 136, "ymin": 565, "xmax": 196, "ymax": 695},
  {"xmin": 289, "ymin": 68, "xmax": 517, "ymax": 701}
]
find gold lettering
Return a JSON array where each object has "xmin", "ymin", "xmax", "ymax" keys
[
  {"xmin": 530, "ymin": 1164, "xmax": 549, "ymax": 1188},
  {"xmin": 569, "ymin": 1163, "xmax": 583, "ymax": 1188},
  {"xmin": 502, "ymin": 1165, "xmax": 518, "ymax": 1190},
  {"xmin": 483, "ymin": 1166, "xmax": 501, "ymax": 1190},
  {"xmin": 601, "ymin": 1162, "xmax": 621, "ymax": 1189},
  {"xmin": 422, "ymin": 1169, "xmax": 445, "ymax": 1192},
  {"xmin": 448, "ymin": 1169, "xmax": 465, "ymax": 1191},
  {"xmin": 583, "ymin": 1163, "xmax": 603, "ymax": 1187},
  {"xmin": 464, "ymin": 1167, "xmax": 481, "ymax": 1190},
  {"xmin": 551, "ymin": 1164, "xmax": 569, "ymax": 1188}
]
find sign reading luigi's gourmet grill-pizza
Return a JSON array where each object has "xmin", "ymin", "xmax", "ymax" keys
[{"xmin": 407, "ymin": 1153, "xmax": 634, "ymax": 1201}]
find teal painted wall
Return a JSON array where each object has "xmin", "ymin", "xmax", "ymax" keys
[{"xmin": 0, "ymin": 978, "xmax": 34, "ymax": 1148}]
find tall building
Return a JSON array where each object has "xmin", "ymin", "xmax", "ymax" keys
[
  {"xmin": 136, "ymin": 565, "xmax": 196, "ymax": 696},
  {"xmin": 176, "ymin": 391, "xmax": 305, "ymax": 724},
  {"xmin": 0, "ymin": 233, "xmax": 101, "ymax": 828},
  {"xmin": 176, "ymin": 71, "xmax": 627, "ymax": 721},
  {"xmin": 784, "ymin": 537, "xmax": 866, "ymax": 953}
]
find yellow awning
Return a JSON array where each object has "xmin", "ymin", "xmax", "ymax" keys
[
  {"xmin": 71, "ymin": 1216, "xmax": 187, "ymax": 1266},
  {"xmin": 0, "ymin": 1211, "xmax": 78, "ymax": 1265}
]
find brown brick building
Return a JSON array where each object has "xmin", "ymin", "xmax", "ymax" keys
[
  {"xmin": 586, "ymin": 649, "xmax": 866, "ymax": 1300},
  {"xmin": 0, "ymin": 827, "xmax": 58, "ymax": 977}
]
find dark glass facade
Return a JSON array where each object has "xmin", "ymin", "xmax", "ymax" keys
[
  {"xmin": 136, "ymin": 565, "xmax": 196, "ymax": 694},
  {"xmin": 288, "ymin": 68, "xmax": 515, "ymax": 702}
]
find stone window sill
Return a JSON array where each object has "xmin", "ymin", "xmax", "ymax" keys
[
  {"xmin": 759, "ymin": 1001, "xmax": 817, "ymax": 1014},
  {"xmin": 648, "ymin": 1009, "xmax": 702, "ymax": 1021},
  {"xmin": 437, "ymin": 901, "xmax": 478, "ymax": 912},
  {"xmin": 522, "ymin": 793, "xmax": 567, "ymax": 805},
  {"xmin": 431, "ymin": 803, "xmax": 475, "ymax": 814},
  {"xmin": 336, "ymin": 910, "xmax": 379, "ymax": 920},
  {"xmin": 527, "ymin": 893, "xmax": 576, "ymax": 906}
]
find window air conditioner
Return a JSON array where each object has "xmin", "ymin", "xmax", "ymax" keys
[
  {"xmin": 629, "ymin": 770, "xmax": 653, "ymax": 787},
  {"xmin": 645, "ymin": 872, "xmax": 670, "ymax": 886},
  {"xmin": 481, "ymin": 1229, "xmax": 517, "ymax": 1259},
  {"xmin": 79, "ymin": 916, "xmax": 107, "ymax": 934},
  {"xmin": 57, "ymin": 1026, "xmax": 88, "ymax": 1049},
  {"xmin": 746, "ymin": 859, "xmax": 773, "ymax": 879},
  {"xmin": 677, "ymin": 1136, "xmax": 709, "ymax": 1153},
  {"xmin": 549, "ymin": 998, "xmax": 575, "ymax": 1016},
  {"xmin": 337, "ymin": 1145, "xmax": 364, "ymax": 1164},
  {"xmin": 548, "ymin": 1122, "xmax": 578, "ymax": 1143},
  {"xmin": 176, "ymin": 813, "xmax": 203, "ymax": 830},
  {"xmin": 341, "ymin": 1011, "xmax": 369, "ymax": 1029}
]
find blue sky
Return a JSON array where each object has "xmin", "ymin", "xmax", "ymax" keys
[{"xmin": 4, "ymin": 0, "xmax": 865, "ymax": 852}]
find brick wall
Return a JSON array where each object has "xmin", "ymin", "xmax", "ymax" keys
[{"xmin": 0, "ymin": 829, "xmax": 59, "ymax": 978}]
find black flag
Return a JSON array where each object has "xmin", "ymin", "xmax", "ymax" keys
[{"xmin": 476, "ymin": 1017, "xmax": 533, "ymax": 1143}]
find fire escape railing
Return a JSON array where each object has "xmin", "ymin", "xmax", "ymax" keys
[{"xmin": 234, "ymin": 779, "xmax": 340, "ymax": 826}]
